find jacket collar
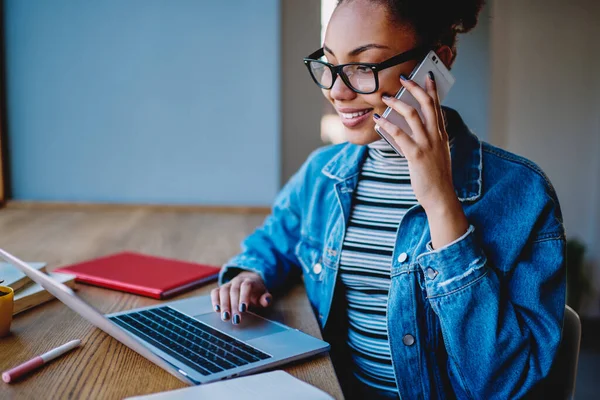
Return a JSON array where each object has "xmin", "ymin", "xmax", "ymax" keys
[{"xmin": 321, "ymin": 107, "xmax": 483, "ymax": 203}]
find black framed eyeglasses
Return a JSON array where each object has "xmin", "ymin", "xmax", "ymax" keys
[{"xmin": 303, "ymin": 46, "xmax": 427, "ymax": 94}]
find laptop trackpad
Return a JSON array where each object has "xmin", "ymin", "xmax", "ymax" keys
[{"xmin": 194, "ymin": 312, "xmax": 287, "ymax": 341}]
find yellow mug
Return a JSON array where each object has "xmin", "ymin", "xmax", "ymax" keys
[{"xmin": 0, "ymin": 285, "xmax": 14, "ymax": 338}]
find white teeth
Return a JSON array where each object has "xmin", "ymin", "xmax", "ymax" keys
[{"xmin": 340, "ymin": 109, "xmax": 370, "ymax": 119}]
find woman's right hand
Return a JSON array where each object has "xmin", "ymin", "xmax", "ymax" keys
[{"xmin": 210, "ymin": 271, "xmax": 272, "ymax": 325}]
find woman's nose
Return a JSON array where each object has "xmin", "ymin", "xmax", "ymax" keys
[{"xmin": 330, "ymin": 75, "xmax": 357, "ymax": 101}]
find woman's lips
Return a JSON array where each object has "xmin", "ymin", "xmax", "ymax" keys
[{"xmin": 338, "ymin": 108, "xmax": 374, "ymax": 128}]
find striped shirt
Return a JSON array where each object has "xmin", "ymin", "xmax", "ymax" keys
[
  {"xmin": 340, "ymin": 135, "xmax": 455, "ymax": 393},
  {"xmin": 339, "ymin": 139, "xmax": 416, "ymax": 393}
]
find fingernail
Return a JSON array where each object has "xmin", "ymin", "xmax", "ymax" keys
[
  {"xmin": 382, "ymin": 95, "xmax": 391, "ymax": 100},
  {"xmin": 400, "ymin": 74, "xmax": 408, "ymax": 81},
  {"xmin": 233, "ymin": 314, "xmax": 240, "ymax": 325},
  {"xmin": 428, "ymin": 71, "xmax": 435, "ymax": 82},
  {"xmin": 214, "ymin": 304, "xmax": 220, "ymax": 312},
  {"xmin": 239, "ymin": 303, "xmax": 247, "ymax": 312},
  {"xmin": 373, "ymin": 113, "xmax": 381, "ymax": 120},
  {"xmin": 222, "ymin": 311, "xmax": 230, "ymax": 320},
  {"xmin": 265, "ymin": 296, "xmax": 272, "ymax": 304}
]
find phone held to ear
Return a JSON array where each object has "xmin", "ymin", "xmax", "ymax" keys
[{"xmin": 374, "ymin": 50, "xmax": 455, "ymax": 156}]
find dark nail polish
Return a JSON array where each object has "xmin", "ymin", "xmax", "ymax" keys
[
  {"xmin": 222, "ymin": 311, "xmax": 230, "ymax": 320},
  {"xmin": 428, "ymin": 71, "xmax": 435, "ymax": 82},
  {"xmin": 266, "ymin": 296, "xmax": 272, "ymax": 304},
  {"xmin": 239, "ymin": 303, "xmax": 247, "ymax": 312},
  {"xmin": 214, "ymin": 304, "xmax": 220, "ymax": 312},
  {"xmin": 373, "ymin": 113, "xmax": 381, "ymax": 120},
  {"xmin": 233, "ymin": 314, "xmax": 240, "ymax": 324},
  {"xmin": 400, "ymin": 74, "xmax": 408, "ymax": 81}
]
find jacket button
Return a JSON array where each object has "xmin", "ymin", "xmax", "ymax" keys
[
  {"xmin": 313, "ymin": 263, "xmax": 323, "ymax": 274},
  {"xmin": 397, "ymin": 252, "xmax": 408, "ymax": 263},
  {"xmin": 426, "ymin": 267, "xmax": 438, "ymax": 280},
  {"xmin": 403, "ymin": 334, "xmax": 415, "ymax": 346}
]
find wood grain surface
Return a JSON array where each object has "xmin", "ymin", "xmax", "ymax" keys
[
  {"xmin": 0, "ymin": 208, "xmax": 344, "ymax": 399},
  {"xmin": 5, "ymin": 201, "xmax": 271, "ymax": 215}
]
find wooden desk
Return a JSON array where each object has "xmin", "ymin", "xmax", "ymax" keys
[{"xmin": 0, "ymin": 208, "xmax": 344, "ymax": 399}]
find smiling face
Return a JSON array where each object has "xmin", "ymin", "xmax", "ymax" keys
[{"xmin": 322, "ymin": 0, "xmax": 420, "ymax": 144}]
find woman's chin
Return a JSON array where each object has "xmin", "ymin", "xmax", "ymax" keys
[{"xmin": 344, "ymin": 127, "xmax": 381, "ymax": 145}]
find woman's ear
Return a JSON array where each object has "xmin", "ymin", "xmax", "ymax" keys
[{"xmin": 435, "ymin": 46, "xmax": 454, "ymax": 69}]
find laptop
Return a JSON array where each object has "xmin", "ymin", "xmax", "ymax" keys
[{"xmin": 0, "ymin": 248, "xmax": 330, "ymax": 385}]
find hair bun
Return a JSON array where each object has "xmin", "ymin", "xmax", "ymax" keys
[{"xmin": 449, "ymin": 0, "xmax": 485, "ymax": 33}]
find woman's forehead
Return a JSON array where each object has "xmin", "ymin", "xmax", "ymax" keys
[{"xmin": 324, "ymin": 0, "xmax": 416, "ymax": 58}]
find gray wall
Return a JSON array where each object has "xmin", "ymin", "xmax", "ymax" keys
[
  {"xmin": 280, "ymin": 0, "xmax": 323, "ymax": 185},
  {"xmin": 444, "ymin": 1, "xmax": 491, "ymax": 141},
  {"xmin": 490, "ymin": 0, "xmax": 600, "ymax": 315}
]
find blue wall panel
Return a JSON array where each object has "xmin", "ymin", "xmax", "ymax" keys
[{"xmin": 5, "ymin": 0, "xmax": 280, "ymax": 205}]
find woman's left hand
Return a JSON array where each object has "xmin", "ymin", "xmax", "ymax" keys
[{"xmin": 374, "ymin": 74, "xmax": 469, "ymax": 248}]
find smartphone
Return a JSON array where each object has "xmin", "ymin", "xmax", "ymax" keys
[{"xmin": 374, "ymin": 50, "xmax": 455, "ymax": 156}]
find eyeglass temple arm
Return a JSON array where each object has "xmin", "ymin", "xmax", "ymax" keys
[
  {"xmin": 376, "ymin": 47, "xmax": 429, "ymax": 71},
  {"xmin": 305, "ymin": 48, "xmax": 325, "ymax": 61}
]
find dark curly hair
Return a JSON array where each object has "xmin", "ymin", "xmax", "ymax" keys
[{"xmin": 337, "ymin": 0, "xmax": 485, "ymax": 62}]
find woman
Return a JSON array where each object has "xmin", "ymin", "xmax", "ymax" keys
[{"xmin": 212, "ymin": 0, "xmax": 566, "ymax": 398}]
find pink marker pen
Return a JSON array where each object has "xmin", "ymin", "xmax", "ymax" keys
[{"xmin": 2, "ymin": 339, "xmax": 81, "ymax": 383}]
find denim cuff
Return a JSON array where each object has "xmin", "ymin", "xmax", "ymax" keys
[{"xmin": 416, "ymin": 225, "xmax": 488, "ymax": 298}]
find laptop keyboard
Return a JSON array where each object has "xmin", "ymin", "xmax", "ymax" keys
[{"xmin": 109, "ymin": 306, "xmax": 271, "ymax": 376}]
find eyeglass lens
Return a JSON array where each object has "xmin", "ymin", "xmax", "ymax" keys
[
  {"xmin": 308, "ymin": 61, "xmax": 377, "ymax": 93},
  {"xmin": 342, "ymin": 64, "xmax": 376, "ymax": 93},
  {"xmin": 309, "ymin": 62, "xmax": 333, "ymax": 88}
]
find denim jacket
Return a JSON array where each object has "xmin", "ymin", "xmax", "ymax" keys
[{"xmin": 220, "ymin": 108, "xmax": 566, "ymax": 399}]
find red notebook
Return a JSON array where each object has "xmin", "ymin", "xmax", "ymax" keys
[{"xmin": 55, "ymin": 252, "xmax": 220, "ymax": 299}]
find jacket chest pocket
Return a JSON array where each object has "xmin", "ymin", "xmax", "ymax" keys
[{"xmin": 294, "ymin": 239, "xmax": 326, "ymax": 282}]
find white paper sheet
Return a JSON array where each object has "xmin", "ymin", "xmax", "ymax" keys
[{"xmin": 125, "ymin": 370, "xmax": 334, "ymax": 400}]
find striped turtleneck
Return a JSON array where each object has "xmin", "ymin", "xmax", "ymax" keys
[
  {"xmin": 339, "ymin": 134, "xmax": 455, "ymax": 393},
  {"xmin": 339, "ymin": 139, "xmax": 415, "ymax": 393}
]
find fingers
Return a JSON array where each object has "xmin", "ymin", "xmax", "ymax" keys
[
  {"xmin": 259, "ymin": 292, "xmax": 273, "ymax": 308},
  {"xmin": 210, "ymin": 287, "xmax": 221, "ymax": 313},
  {"xmin": 219, "ymin": 284, "xmax": 231, "ymax": 322},
  {"xmin": 239, "ymin": 280, "xmax": 253, "ymax": 311},
  {"xmin": 380, "ymin": 94, "xmax": 429, "ymax": 144},
  {"xmin": 425, "ymin": 73, "xmax": 448, "ymax": 141},
  {"xmin": 213, "ymin": 272, "xmax": 272, "ymax": 325},
  {"xmin": 382, "ymin": 91, "xmax": 429, "ymax": 143},
  {"xmin": 229, "ymin": 280, "xmax": 241, "ymax": 325},
  {"xmin": 399, "ymin": 74, "xmax": 438, "ymax": 135},
  {"xmin": 243, "ymin": 280, "xmax": 272, "ymax": 310},
  {"xmin": 373, "ymin": 113, "xmax": 416, "ymax": 156}
]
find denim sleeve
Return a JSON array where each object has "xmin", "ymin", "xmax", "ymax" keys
[
  {"xmin": 417, "ymin": 223, "xmax": 566, "ymax": 398},
  {"xmin": 218, "ymin": 156, "xmax": 310, "ymax": 291}
]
